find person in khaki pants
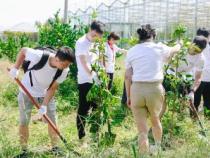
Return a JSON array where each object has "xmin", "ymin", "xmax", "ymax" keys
[{"xmin": 125, "ymin": 24, "xmax": 181, "ymax": 154}]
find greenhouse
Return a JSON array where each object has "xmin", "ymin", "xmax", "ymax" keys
[
  {"xmin": 69, "ymin": 0, "xmax": 210, "ymax": 40},
  {"xmin": 2, "ymin": 0, "xmax": 210, "ymax": 157}
]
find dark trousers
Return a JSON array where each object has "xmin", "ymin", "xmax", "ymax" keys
[
  {"xmin": 121, "ymin": 82, "xmax": 127, "ymax": 105},
  {"xmin": 76, "ymin": 83, "xmax": 97, "ymax": 139},
  {"xmin": 194, "ymin": 81, "xmax": 210, "ymax": 110},
  {"xmin": 107, "ymin": 73, "xmax": 114, "ymax": 90}
]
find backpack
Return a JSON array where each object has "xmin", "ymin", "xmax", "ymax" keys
[{"xmin": 22, "ymin": 47, "xmax": 63, "ymax": 89}]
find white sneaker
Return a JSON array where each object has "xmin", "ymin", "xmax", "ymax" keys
[
  {"xmin": 198, "ymin": 134, "xmax": 208, "ymax": 144},
  {"xmin": 79, "ymin": 138, "xmax": 88, "ymax": 149},
  {"xmin": 150, "ymin": 144, "xmax": 161, "ymax": 156}
]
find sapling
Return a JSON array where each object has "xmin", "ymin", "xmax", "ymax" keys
[{"xmin": 87, "ymin": 38, "xmax": 119, "ymax": 146}]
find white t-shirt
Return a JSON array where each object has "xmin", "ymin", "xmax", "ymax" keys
[
  {"xmin": 178, "ymin": 53, "xmax": 204, "ymax": 80},
  {"xmin": 125, "ymin": 42, "xmax": 172, "ymax": 82},
  {"xmin": 178, "ymin": 53, "xmax": 204, "ymax": 73},
  {"xmin": 105, "ymin": 42, "xmax": 120, "ymax": 73},
  {"xmin": 75, "ymin": 35, "xmax": 93, "ymax": 84},
  {"xmin": 202, "ymin": 44, "xmax": 210, "ymax": 82},
  {"xmin": 21, "ymin": 48, "xmax": 69, "ymax": 97}
]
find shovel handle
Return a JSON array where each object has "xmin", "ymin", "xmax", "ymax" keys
[{"xmin": 189, "ymin": 99, "xmax": 206, "ymax": 136}]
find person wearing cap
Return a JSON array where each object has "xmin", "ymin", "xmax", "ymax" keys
[{"xmin": 194, "ymin": 28, "xmax": 210, "ymax": 117}]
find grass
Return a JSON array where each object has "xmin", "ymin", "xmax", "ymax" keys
[{"xmin": 1, "ymin": 58, "xmax": 210, "ymax": 158}]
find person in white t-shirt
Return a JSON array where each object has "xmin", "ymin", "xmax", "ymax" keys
[
  {"xmin": 178, "ymin": 36, "xmax": 206, "ymax": 100},
  {"xmin": 104, "ymin": 32, "xmax": 126, "ymax": 90},
  {"xmin": 75, "ymin": 21, "xmax": 105, "ymax": 141},
  {"xmin": 9, "ymin": 47, "xmax": 74, "ymax": 156},
  {"xmin": 194, "ymin": 28, "xmax": 210, "ymax": 116},
  {"xmin": 125, "ymin": 24, "xmax": 181, "ymax": 154}
]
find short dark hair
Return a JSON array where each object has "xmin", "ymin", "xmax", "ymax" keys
[
  {"xmin": 107, "ymin": 32, "xmax": 120, "ymax": 41},
  {"xmin": 196, "ymin": 28, "xmax": 210, "ymax": 38},
  {"xmin": 137, "ymin": 24, "xmax": 156, "ymax": 41},
  {"xmin": 90, "ymin": 20, "xmax": 105, "ymax": 34},
  {"xmin": 193, "ymin": 36, "xmax": 207, "ymax": 50},
  {"xmin": 55, "ymin": 46, "xmax": 75, "ymax": 63}
]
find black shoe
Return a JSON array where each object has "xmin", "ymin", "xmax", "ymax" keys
[
  {"xmin": 14, "ymin": 149, "xmax": 28, "ymax": 158},
  {"xmin": 50, "ymin": 146, "xmax": 64, "ymax": 156},
  {"xmin": 189, "ymin": 109, "xmax": 198, "ymax": 121}
]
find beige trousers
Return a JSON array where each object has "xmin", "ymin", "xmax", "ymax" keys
[{"xmin": 130, "ymin": 81, "xmax": 165, "ymax": 118}]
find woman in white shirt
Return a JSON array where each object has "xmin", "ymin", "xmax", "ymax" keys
[
  {"xmin": 125, "ymin": 24, "xmax": 181, "ymax": 154},
  {"xmin": 105, "ymin": 32, "xmax": 126, "ymax": 90}
]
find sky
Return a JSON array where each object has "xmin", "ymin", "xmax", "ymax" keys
[
  {"xmin": 0, "ymin": 0, "xmax": 64, "ymax": 28},
  {"xmin": 0, "ymin": 0, "xmax": 112, "ymax": 29}
]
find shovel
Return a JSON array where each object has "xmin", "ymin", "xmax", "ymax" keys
[{"xmin": 188, "ymin": 99, "xmax": 207, "ymax": 137}]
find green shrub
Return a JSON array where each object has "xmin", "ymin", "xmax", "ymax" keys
[
  {"xmin": 0, "ymin": 33, "xmax": 35, "ymax": 61},
  {"xmin": 37, "ymin": 10, "xmax": 87, "ymax": 49},
  {"xmin": 37, "ymin": 11, "xmax": 88, "ymax": 78},
  {"xmin": 110, "ymin": 76, "xmax": 123, "ymax": 96},
  {"xmin": 57, "ymin": 76, "xmax": 78, "ymax": 114},
  {"xmin": 0, "ymin": 83, "xmax": 18, "ymax": 107}
]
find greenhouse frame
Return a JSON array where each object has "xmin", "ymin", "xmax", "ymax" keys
[{"xmin": 69, "ymin": 0, "xmax": 210, "ymax": 40}]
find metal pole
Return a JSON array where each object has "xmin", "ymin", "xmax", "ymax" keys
[
  {"xmin": 194, "ymin": 0, "xmax": 198, "ymax": 36},
  {"xmin": 165, "ymin": 0, "xmax": 169, "ymax": 40},
  {"xmin": 64, "ymin": 0, "xmax": 68, "ymax": 23}
]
